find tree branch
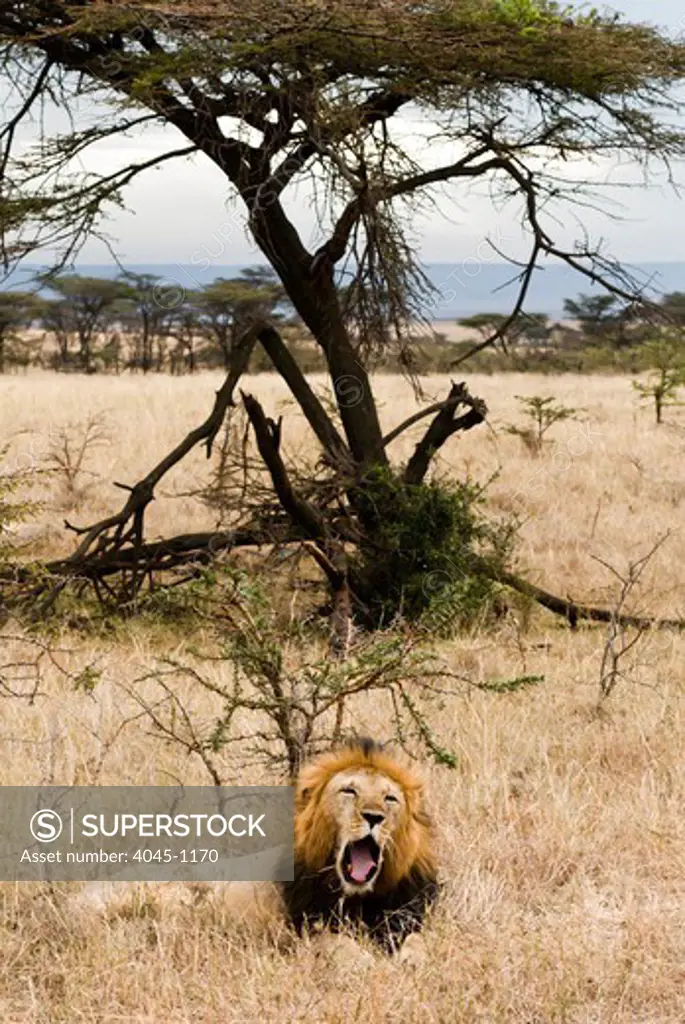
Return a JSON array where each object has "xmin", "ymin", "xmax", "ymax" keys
[
  {"xmin": 403, "ymin": 382, "xmax": 487, "ymax": 485},
  {"xmin": 0, "ymin": 56, "xmax": 52, "ymax": 184},
  {"xmin": 257, "ymin": 325, "xmax": 352, "ymax": 469},
  {"xmin": 56, "ymin": 336, "xmax": 259, "ymax": 572},
  {"xmin": 499, "ymin": 570, "xmax": 685, "ymax": 632},
  {"xmin": 241, "ymin": 391, "xmax": 327, "ymax": 540}
]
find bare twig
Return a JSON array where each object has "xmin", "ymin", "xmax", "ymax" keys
[{"xmin": 592, "ymin": 534, "xmax": 671, "ymax": 703}]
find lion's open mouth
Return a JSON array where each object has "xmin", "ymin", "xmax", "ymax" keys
[{"xmin": 341, "ymin": 836, "xmax": 381, "ymax": 886}]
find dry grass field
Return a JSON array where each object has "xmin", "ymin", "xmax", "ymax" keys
[{"xmin": 0, "ymin": 371, "xmax": 684, "ymax": 1023}]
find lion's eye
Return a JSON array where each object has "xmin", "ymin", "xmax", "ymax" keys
[
  {"xmin": 385, "ymin": 794, "xmax": 399, "ymax": 804},
  {"xmin": 340, "ymin": 786, "xmax": 357, "ymax": 796}
]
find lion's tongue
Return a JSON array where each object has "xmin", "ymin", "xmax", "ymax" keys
[{"xmin": 349, "ymin": 843, "xmax": 375, "ymax": 883}]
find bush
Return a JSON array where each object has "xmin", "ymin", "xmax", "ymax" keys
[
  {"xmin": 0, "ymin": 445, "xmax": 39, "ymax": 563},
  {"xmin": 351, "ymin": 467, "xmax": 515, "ymax": 632},
  {"xmin": 131, "ymin": 566, "xmax": 542, "ymax": 779}
]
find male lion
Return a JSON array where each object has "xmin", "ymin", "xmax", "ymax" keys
[
  {"xmin": 70, "ymin": 738, "xmax": 439, "ymax": 963},
  {"xmin": 281, "ymin": 736, "xmax": 439, "ymax": 958}
]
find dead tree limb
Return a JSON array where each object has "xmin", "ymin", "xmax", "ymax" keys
[
  {"xmin": 257, "ymin": 326, "xmax": 352, "ymax": 469},
  {"xmin": 62, "ymin": 334, "xmax": 258, "ymax": 571},
  {"xmin": 241, "ymin": 391, "xmax": 327, "ymax": 540},
  {"xmin": 500, "ymin": 570, "xmax": 685, "ymax": 631},
  {"xmin": 383, "ymin": 394, "xmax": 472, "ymax": 447},
  {"xmin": 46, "ymin": 527, "xmax": 284, "ymax": 579},
  {"xmin": 403, "ymin": 382, "xmax": 488, "ymax": 485}
]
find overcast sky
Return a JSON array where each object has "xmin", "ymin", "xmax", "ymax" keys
[{"xmin": 26, "ymin": 1, "xmax": 685, "ymax": 267}]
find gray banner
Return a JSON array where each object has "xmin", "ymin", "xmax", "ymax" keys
[{"xmin": 0, "ymin": 786, "xmax": 294, "ymax": 882}]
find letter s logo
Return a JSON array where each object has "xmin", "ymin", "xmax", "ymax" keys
[{"xmin": 30, "ymin": 809, "xmax": 63, "ymax": 843}]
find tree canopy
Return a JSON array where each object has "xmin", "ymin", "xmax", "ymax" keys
[
  {"xmin": 3, "ymin": 0, "xmax": 685, "ymax": 628},
  {"xmin": 3, "ymin": 2, "xmax": 685, "ymax": 316}
]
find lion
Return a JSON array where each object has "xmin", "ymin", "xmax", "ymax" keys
[
  {"xmin": 69, "ymin": 738, "xmax": 439, "ymax": 964},
  {"xmin": 280, "ymin": 736, "xmax": 439, "ymax": 958}
]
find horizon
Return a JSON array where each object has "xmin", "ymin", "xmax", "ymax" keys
[{"xmin": 6, "ymin": 258, "xmax": 685, "ymax": 319}]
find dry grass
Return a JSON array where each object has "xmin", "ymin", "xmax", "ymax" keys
[{"xmin": 1, "ymin": 371, "xmax": 684, "ymax": 1023}]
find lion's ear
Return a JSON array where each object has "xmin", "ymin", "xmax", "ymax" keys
[
  {"xmin": 294, "ymin": 765, "xmax": 318, "ymax": 809},
  {"xmin": 407, "ymin": 781, "xmax": 431, "ymax": 823}
]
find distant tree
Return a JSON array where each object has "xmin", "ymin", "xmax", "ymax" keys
[
  {"xmin": 38, "ymin": 275, "xmax": 129, "ymax": 372},
  {"xmin": 117, "ymin": 274, "xmax": 173, "ymax": 373},
  {"xmin": 633, "ymin": 339, "xmax": 685, "ymax": 424},
  {"xmin": 660, "ymin": 292, "xmax": 685, "ymax": 328},
  {"xmin": 563, "ymin": 293, "xmax": 630, "ymax": 346},
  {"xmin": 196, "ymin": 270, "xmax": 286, "ymax": 369},
  {"xmin": 167, "ymin": 292, "xmax": 202, "ymax": 374},
  {"xmin": 459, "ymin": 311, "xmax": 551, "ymax": 348},
  {"xmin": 458, "ymin": 313, "xmax": 508, "ymax": 340},
  {"xmin": 38, "ymin": 297, "xmax": 74, "ymax": 368},
  {"xmin": 0, "ymin": 291, "xmax": 40, "ymax": 372},
  {"xmin": 516, "ymin": 313, "xmax": 552, "ymax": 346}
]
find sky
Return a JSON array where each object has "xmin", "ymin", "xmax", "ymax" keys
[{"xmin": 14, "ymin": 1, "xmax": 685, "ymax": 269}]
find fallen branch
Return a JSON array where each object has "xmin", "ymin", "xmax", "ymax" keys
[
  {"xmin": 60, "ymin": 334, "xmax": 259, "ymax": 575},
  {"xmin": 500, "ymin": 570, "xmax": 685, "ymax": 631}
]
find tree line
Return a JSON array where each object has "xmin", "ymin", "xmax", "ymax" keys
[
  {"xmin": 0, "ymin": 267, "xmax": 286, "ymax": 374},
  {"xmin": 459, "ymin": 292, "xmax": 685, "ymax": 350},
  {"xmin": 2, "ymin": 270, "xmax": 684, "ymax": 376}
]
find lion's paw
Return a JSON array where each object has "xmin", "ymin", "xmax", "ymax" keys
[
  {"xmin": 395, "ymin": 933, "xmax": 428, "ymax": 969},
  {"xmin": 312, "ymin": 932, "xmax": 375, "ymax": 975}
]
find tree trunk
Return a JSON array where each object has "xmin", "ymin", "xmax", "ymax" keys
[
  {"xmin": 248, "ymin": 205, "xmax": 387, "ymax": 470},
  {"xmin": 141, "ymin": 312, "xmax": 152, "ymax": 374},
  {"xmin": 78, "ymin": 330, "xmax": 92, "ymax": 373}
]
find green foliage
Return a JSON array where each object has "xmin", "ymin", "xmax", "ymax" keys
[
  {"xmin": 397, "ymin": 688, "xmax": 459, "ymax": 768},
  {"xmin": 0, "ymin": 446, "xmax": 39, "ymax": 562},
  {"xmin": 505, "ymin": 394, "xmax": 579, "ymax": 454},
  {"xmin": 632, "ymin": 338, "xmax": 685, "ymax": 424},
  {"xmin": 351, "ymin": 467, "xmax": 515, "ymax": 631},
  {"xmin": 133, "ymin": 568, "xmax": 465, "ymax": 777},
  {"xmin": 72, "ymin": 665, "xmax": 102, "ymax": 694},
  {"xmin": 473, "ymin": 673, "xmax": 545, "ymax": 693},
  {"xmin": 127, "ymin": 566, "xmax": 231, "ymax": 624},
  {"xmin": 133, "ymin": 566, "xmax": 546, "ymax": 780}
]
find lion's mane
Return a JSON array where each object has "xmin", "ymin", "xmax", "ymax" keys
[{"xmin": 280, "ymin": 737, "xmax": 439, "ymax": 949}]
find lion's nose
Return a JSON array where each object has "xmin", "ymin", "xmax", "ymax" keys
[{"xmin": 362, "ymin": 812, "xmax": 385, "ymax": 829}]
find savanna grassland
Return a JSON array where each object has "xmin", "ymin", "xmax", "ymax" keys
[{"xmin": 0, "ymin": 371, "xmax": 684, "ymax": 1023}]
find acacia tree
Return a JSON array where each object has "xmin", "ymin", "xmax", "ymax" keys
[
  {"xmin": 196, "ymin": 271, "xmax": 286, "ymax": 369},
  {"xmin": 167, "ymin": 291, "xmax": 201, "ymax": 373},
  {"xmin": 562, "ymin": 292, "xmax": 641, "ymax": 348},
  {"xmin": 39, "ymin": 274, "xmax": 129, "ymax": 371},
  {"xmin": 0, "ymin": 291, "xmax": 39, "ymax": 372},
  {"xmin": 660, "ymin": 293, "xmax": 685, "ymax": 328},
  {"xmin": 117, "ymin": 273, "xmax": 174, "ymax": 372},
  {"xmin": 2, "ymin": 0, "xmax": 685, "ymax": 625}
]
